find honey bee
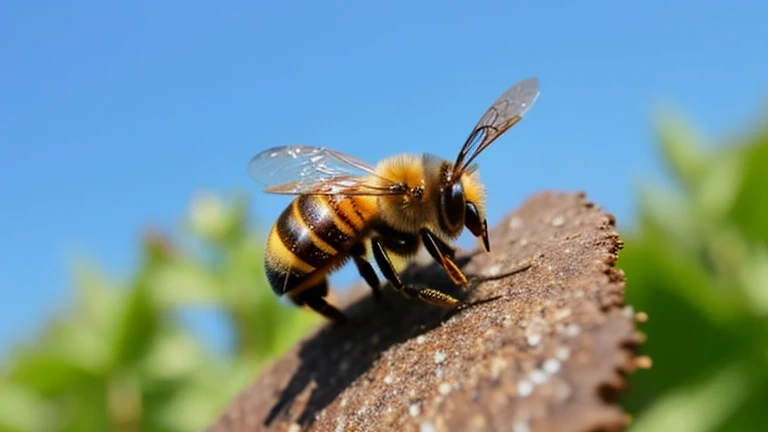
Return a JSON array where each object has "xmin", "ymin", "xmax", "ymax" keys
[{"xmin": 248, "ymin": 77, "xmax": 539, "ymax": 322}]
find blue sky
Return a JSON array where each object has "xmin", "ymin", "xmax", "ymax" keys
[{"xmin": 2, "ymin": 0, "xmax": 767, "ymax": 354}]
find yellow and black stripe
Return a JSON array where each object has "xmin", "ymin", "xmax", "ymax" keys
[{"xmin": 264, "ymin": 194, "xmax": 376, "ymax": 296}]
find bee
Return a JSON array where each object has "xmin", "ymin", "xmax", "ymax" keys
[{"xmin": 248, "ymin": 77, "xmax": 539, "ymax": 322}]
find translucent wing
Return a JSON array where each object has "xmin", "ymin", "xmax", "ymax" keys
[
  {"xmin": 453, "ymin": 77, "xmax": 540, "ymax": 177},
  {"xmin": 247, "ymin": 145, "xmax": 406, "ymax": 196}
]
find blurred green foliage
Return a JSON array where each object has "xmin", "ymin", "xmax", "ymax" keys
[
  {"xmin": 2, "ymin": 109, "xmax": 767, "ymax": 432},
  {"xmin": 622, "ymin": 111, "xmax": 768, "ymax": 432},
  {"xmin": 0, "ymin": 194, "xmax": 319, "ymax": 432}
]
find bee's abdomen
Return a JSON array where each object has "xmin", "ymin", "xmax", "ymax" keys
[{"xmin": 264, "ymin": 195, "xmax": 365, "ymax": 295}]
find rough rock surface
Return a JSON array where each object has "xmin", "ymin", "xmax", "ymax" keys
[{"xmin": 207, "ymin": 192, "xmax": 646, "ymax": 432}]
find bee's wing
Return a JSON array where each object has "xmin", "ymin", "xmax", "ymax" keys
[
  {"xmin": 453, "ymin": 77, "xmax": 540, "ymax": 177},
  {"xmin": 247, "ymin": 145, "xmax": 406, "ymax": 196}
]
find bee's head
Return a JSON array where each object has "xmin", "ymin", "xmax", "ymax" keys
[{"xmin": 438, "ymin": 163, "xmax": 489, "ymax": 251}]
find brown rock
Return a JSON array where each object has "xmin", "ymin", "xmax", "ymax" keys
[{"xmin": 208, "ymin": 192, "xmax": 645, "ymax": 432}]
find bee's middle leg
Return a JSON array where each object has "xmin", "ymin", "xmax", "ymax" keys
[
  {"xmin": 350, "ymin": 243, "xmax": 382, "ymax": 301},
  {"xmin": 370, "ymin": 237, "xmax": 461, "ymax": 309},
  {"xmin": 420, "ymin": 228, "xmax": 468, "ymax": 287}
]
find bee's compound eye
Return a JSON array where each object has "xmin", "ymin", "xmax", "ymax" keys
[{"xmin": 440, "ymin": 182, "xmax": 466, "ymax": 232}]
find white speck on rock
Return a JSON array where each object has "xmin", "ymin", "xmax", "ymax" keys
[
  {"xmin": 438, "ymin": 382, "xmax": 452, "ymax": 395},
  {"xmin": 383, "ymin": 374, "xmax": 394, "ymax": 384},
  {"xmin": 519, "ymin": 237, "xmax": 529, "ymax": 246},
  {"xmin": 409, "ymin": 403, "xmax": 421, "ymax": 417},
  {"xmin": 565, "ymin": 324, "xmax": 581, "ymax": 337},
  {"xmin": 552, "ymin": 215, "xmax": 565, "ymax": 226},
  {"xmin": 556, "ymin": 347, "xmax": 571, "ymax": 361},
  {"xmin": 526, "ymin": 333, "xmax": 542, "ymax": 346},
  {"xmin": 490, "ymin": 357, "xmax": 507, "ymax": 380},
  {"xmin": 488, "ymin": 263, "xmax": 503, "ymax": 276},
  {"xmin": 623, "ymin": 304, "xmax": 636, "ymax": 318},
  {"xmin": 513, "ymin": 421, "xmax": 531, "ymax": 432},
  {"xmin": 530, "ymin": 369, "xmax": 548, "ymax": 385},
  {"xmin": 509, "ymin": 216, "xmax": 523, "ymax": 229},
  {"xmin": 553, "ymin": 378, "xmax": 574, "ymax": 401},
  {"xmin": 416, "ymin": 335, "xmax": 426, "ymax": 344},
  {"xmin": 420, "ymin": 422, "xmax": 436, "ymax": 432},
  {"xmin": 287, "ymin": 424, "xmax": 302, "ymax": 432},
  {"xmin": 554, "ymin": 308, "xmax": 572, "ymax": 321},
  {"xmin": 434, "ymin": 351, "xmax": 447, "ymax": 364},
  {"xmin": 543, "ymin": 358, "xmax": 561, "ymax": 374},
  {"xmin": 517, "ymin": 380, "xmax": 534, "ymax": 397}
]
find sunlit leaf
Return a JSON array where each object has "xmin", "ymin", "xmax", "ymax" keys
[
  {"xmin": 140, "ymin": 329, "xmax": 206, "ymax": 382},
  {"xmin": 149, "ymin": 261, "xmax": 221, "ymax": 307},
  {"xmin": 187, "ymin": 193, "xmax": 247, "ymax": 246},
  {"xmin": 654, "ymin": 112, "xmax": 709, "ymax": 192},
  {"xmin": 692, "ymin": 148, "xmax": 744, "ymax": 223},
  {"xmin": 71, "ymin": 260, "xmax": 122, "ymax": 341},
  {"xmin": 636, "ymin": 181, "xmax": 696, "ymax": 249},
  {"xmin": 0, "ymin": 383, "xmax": 56, "ymax": 432},
  {"xmin": 740, "ymin": 246, "xmax": 768, "ymax": 317}
]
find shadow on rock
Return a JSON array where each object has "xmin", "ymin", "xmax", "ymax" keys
[{"xmin": 264, "ymin": 256, "xmax": 474, "ymax": 428}]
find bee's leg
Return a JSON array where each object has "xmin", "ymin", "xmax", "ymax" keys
[
  {"xmin": 371, "ymin": 237, "xmax": 462, "ymax": 309},
  {"xmin": 419, "ymin": 229, "xmax": 469, "ymax": 288},
  {"xmin": 288, "ymin": 279, "xmax": 346, "ymax": 323},
  {"xmin": 350, "ymin": 243, "xmax": 382, "ymax": 301},
  {"xmin": 429, "ymin": 233, "xmax": 457, "ymax": 259}
]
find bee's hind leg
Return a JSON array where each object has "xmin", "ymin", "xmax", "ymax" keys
[
  {"xmin": 370, "ymin": 237, "xmax": 463, "ymax": 309},
  {"xmin": 288, "ymin": 279, "xmax": 346, "ymax": 324}
]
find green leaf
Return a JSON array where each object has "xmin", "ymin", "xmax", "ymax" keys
[
  {"xmin": 654, "ymin": 112, "xmax": 709, "ymax": 193},
  {"xmin": 6, "ymin": 325, "xmax": 107, "ymax": 394},
  {"xmin": 0, "ymin": 383, "xmax": 56, "ymax": 432},
  {"xmin": 739, "ymin": 246, "xmax": 768, "ymax": 317},
  {"xmin": 152, "ymin": 359, "xmax": 253, "ymax": 432},
  {"xmin": 140, "ymin": 329, "xmax": 206, "ymax": 382},
  {"xmin": 692, "ymin": 148, "xmax": 744, "ymax": 223},
  {"xmin": 149, "ymin": 261, "xmax": 221, "ymax": 307},
  {"xmin": 71, "ymin": 260, "xmax": 122, "ymax": 342},
  {"xmin": 636, "ymin": 181, "xmax": 696, "ymax": 249},
  {"xmin": 7, "ymin": 352, "xmax": 98, "ymax": 397},
  {"xmin": 110, "ymin": 281, "xmax": 158, "ymax": 368},
  {"xmin": 729, "ymin": 126, "xmax": 768, "ymax": 241},
  {"xmin": 630, "ymin": 362, "xmax": 750, "ymax": 432}
]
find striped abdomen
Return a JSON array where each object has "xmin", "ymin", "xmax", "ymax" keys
[{"xmin": 264, "ymin": 194, "xmax": 377, "ymax": 296}]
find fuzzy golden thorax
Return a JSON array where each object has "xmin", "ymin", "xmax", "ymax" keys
[{"xmin": 373, "ymin": 153, "xmax": 487, "ymax": 244}]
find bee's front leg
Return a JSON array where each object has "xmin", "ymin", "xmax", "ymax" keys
[{"xmin": 419, "ymin": 228, "xmax": 468, "ymax": 288}]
